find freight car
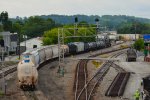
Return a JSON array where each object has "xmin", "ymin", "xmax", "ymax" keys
[
  {"xmin": 17, "ymin": 40, "xmax": 111, "ymax": 89},
  {"xmin": 126, "ymin": 48, "xmax": 137, "ymax": 62},
  {"xmin": 17, "ymin": 45, "xmax": 60, "ymax": 89}
]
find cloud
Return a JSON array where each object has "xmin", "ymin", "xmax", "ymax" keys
[{"xmin": 0, "ymin": 0, "xmax": 150, "ymax": 18}]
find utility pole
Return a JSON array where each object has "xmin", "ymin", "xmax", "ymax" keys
[
  {"xmin": 95, "ymin": 18, "xmax": 99, "ymax": 42},
  {"xmin": 23, "ymin": 35, "xmax": 27, "ymax": 51},
  {"xmin": 134, "ymin": 23, "xmax": 136, "ymax": 41},
  {"xmin": 17, "ymin": 33, "xmax": 20, "ymax": 60},
  {"xmin": 134, "ymin": 21, "xmax": 137, "ymax": 52}
]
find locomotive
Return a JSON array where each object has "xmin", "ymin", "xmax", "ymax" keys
[
  {"xmin": 17, "ymin": 39, "xmax": 111, "ymax": 89},
  {"xmin": 126, "ymin": 48, "xmax": 137, "ymax": 62}
]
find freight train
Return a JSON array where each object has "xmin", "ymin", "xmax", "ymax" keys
[
  {"xmin": 126, "ymin": 48, "xmax": 137, "ymax": 62},
  {"xmin": 17, "ymin": 39, "xmax": 111, "ymax": 89}
]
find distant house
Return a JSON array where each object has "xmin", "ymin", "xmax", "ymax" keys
[{"xmin": 20, "ymin": 37, "xmax": 43, "ymax": 50}]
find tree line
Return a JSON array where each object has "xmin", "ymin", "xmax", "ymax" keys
[
  {"xmin": 1, "ymin": 11, "xmax": 150, "ymax": 45},
  {"xmin": 0, "ymin": 11, "xmax": 60, "ymax": 40}
]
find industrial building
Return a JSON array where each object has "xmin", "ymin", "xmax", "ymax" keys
[{"xmin": 0, "ymin": 32, "xmax": 18, "ymax": 52}]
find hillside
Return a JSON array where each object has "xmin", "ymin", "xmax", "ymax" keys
[{"xmin": 38, "ymin": 14, "xmax": 150, "ymax": 30}]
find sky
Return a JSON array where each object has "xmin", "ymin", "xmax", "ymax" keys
[{"xmin": 0, "ymin": 0, "xmax": 150, "ymax": 18}]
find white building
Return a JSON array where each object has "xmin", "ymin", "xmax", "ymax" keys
[{"xmin": 20, "ymin": 37, "xmax": 43, "ymax": 50}]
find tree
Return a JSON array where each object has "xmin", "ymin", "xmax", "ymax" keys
[
  {"xmin": 42, "ymin": 25, "xmax": 96, "ymax": 45},
  {"xmin": 133, "ymin": 38, "xmax": 144, "ymax": 51},
  {"xmin": 0, "ymin": 11, "xmax": 8, "ymax": 23},
  {"xmin": 22, "ymin": 16, "xmax": 56, "ymax": 38},
  {"xmin": 0, "ymin": 11, "xmax": 12, "ymax": 31}
]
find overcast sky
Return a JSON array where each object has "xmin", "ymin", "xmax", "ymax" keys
[{"xmin": 0, "ymin": 0, "xmax": 150, "ymax": 18}]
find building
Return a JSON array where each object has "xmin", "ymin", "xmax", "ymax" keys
[
  {"xmin": 20, "ymin": 37, "xmax": 43, "ymax": 50},
  {"xmin": 117, "ymin": 34, "xmax": 140, "ymax": 40},
  {"xmin": 10, "ymin": 33, "xmax": 18, "ymax": 51},
  {"xmin": 0, "ymin": 32, "xmax": 18, "ymax": 52}
]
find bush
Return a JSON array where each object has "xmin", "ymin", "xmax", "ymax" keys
[{"xmin": 133, "ymin": 38, "xmax": 144, "ymax": 51}]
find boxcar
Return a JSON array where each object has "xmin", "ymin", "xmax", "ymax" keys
[
  {"xmin": 38, "ymin": 48, "xmax": 46, "ymax": 64},
  {"xmin": 44, "ymin": 46, "xmax": 53, "ymax": 60},
  {"xmin": 51, "ymin": 45, "xmax": 59, "ymax": 58}
]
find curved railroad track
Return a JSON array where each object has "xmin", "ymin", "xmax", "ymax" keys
[{"xmin": 74, "ymin": 50, "xmax": 126, "ymax": 100}]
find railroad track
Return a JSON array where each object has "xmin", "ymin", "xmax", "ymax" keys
[
  {"xmin": 105, "ymin": 51, "xmax": 130, "ymax": 97},
  {"xmin": 20, "ymin": 89, "xmax": 48, "ymax": 100},
  {"xmin": 74, "ymin": 60, "xmax": 88, "ymax": 100},
  {"xmin": 0, "ymin": 65, "xmax": 17, "ymax": 79},
  {"xmin": 74, "ymin": 50, "xmax": 127, "ymax": 100},
  {"xmin": 105, "ymin": 72, "xmax": 130, "ymax": 97}
]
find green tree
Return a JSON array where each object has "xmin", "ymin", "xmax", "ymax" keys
[
  {"xmin": 133, "ymin": 38, "xmax": 144, "ymax": 51},
  {"xmin": 43, "ymin": 28, "xmax": 58, "ymax": 45},
  {"xmin": 22, "ymin": 16, "xmax": 56, "ymax": 38},
  {"xmin": 0, "ymin": 25, "xmax": 3, "ymax": 32},
  {"xmin": 42, "ymin": 25, "xmax": 96, "ymax": 45}
]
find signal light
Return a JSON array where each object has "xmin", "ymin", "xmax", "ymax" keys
[
  {"xmin": 75, "ymin": 17, "xmax": 78, "ymax": 23},
  {"xmin": 0, "ymin": 39, "xmax": 4, "ymax": 47}
]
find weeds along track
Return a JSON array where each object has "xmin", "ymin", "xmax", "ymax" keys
[{"xmin": 74, "ymin": 50, "xmax": 127, "ymax": 100}]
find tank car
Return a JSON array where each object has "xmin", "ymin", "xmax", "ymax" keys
[
  {"xmin": 126, "ymin": 48, "xmax": 137, "ymax": 62},
  {"xmin": 17, "ymin": 45, "xmax": 61, "ymax": 90},
  {"xmin": 17, "ymin": 50, "xmax": 38, "ymax": 89}
]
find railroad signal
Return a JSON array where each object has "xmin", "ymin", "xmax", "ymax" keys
[
  {"xmin": 0, "ymin": 39, "xmax": 4, "ymax": 47},
  {"xmin": 75, "ymin": 17, "xmax": 78, "ymax": 23},
  {"xmin": 95, "ymin": 18, "xmax": 99, "ymax": 22}
]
